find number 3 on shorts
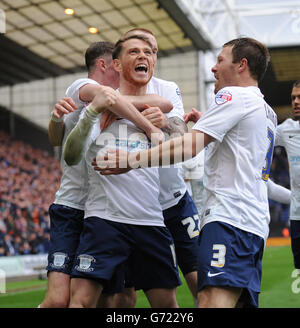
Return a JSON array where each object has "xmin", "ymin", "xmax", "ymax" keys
[{"xmin": 211, "ymin": 244, "xmax": 226, "ymax": 268}]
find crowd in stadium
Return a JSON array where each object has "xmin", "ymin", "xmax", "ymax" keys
[
  {"xmin": 0, "ymin": 127, "xmax": 290, "ymax": 257},
  {"xmin": 0, "ymin": 130, "xmax": 61, "ymax": 257}
]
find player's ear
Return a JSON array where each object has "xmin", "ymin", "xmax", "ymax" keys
[
  {"xmin": 238, "ymin": 57, "xmax": 248, "ymax": 73},
  {"xmin": 95, "ymin": 58, "xmax": 106, "ymax": 72},
  {"xmin": 113, "ymin": 58, "xmax": 122, "ymax": 72}
]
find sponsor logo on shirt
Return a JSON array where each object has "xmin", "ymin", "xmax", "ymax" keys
[
  {"xmin": 115, "ymin": 138, "xmax": 151, "ymax": 151},
  {"xmin": 215, "ymin": 90, "xmax": 232, "ymax": 105},
  {"xmin": 291, "ymin": 156, "xmax": 300, "ymax": 163}
]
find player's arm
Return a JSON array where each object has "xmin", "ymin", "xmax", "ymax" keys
[
  {"xmin": 94, "ymin": 107, "xmax": 209, "ymax": 174},
  {"xmin": 146, "ymin": 81, "xmax": 187, "ymax": 134},
  {"xmin": 141, "ymin": 106, "xmax": 187, "ymax": 139},
  {"xmin": 48, "ymin": 116, "xmax": 64, "ymax": 147},
  {"xmin": 63, "ymin": 88, "xmax": 117, "ymax": 166},
  {"xmin": 131, "ymin": 130, "xmax": 213, "ymax": 167},
  {"xmin": 64, "ymin": 89, "xmax": 165, "ymax": 166},
  {"xmin": 100, "ymin": 95, "xmax": 173, "ymax": 131},
  {"xmin": 123, "ymin": 94, "xmax": 173, "ymax": 113},
  {"xmin": 48, "ymin": 97, "xmax": 78, "ymax": 146},
  {"xmin": 267, "ymin": 179, "xmax": 291, "ymax": 205},
  {"xmin": 48, "ymin": 82, "xmax": 101, "ymax": 147},
  {"xmin": 81, "ymin": 84, "xmax": 163, "ymax": 142},
  {"xmin": 95, "ymin": 130, "xmax": 214, "ymax": 175},
  {"xmin": 49, "ymin": 83, "xmax": 117, "ymax": 150},
  {"xmin": 161, "ymin": 116, "xmax": 188, "ymax": 138}
]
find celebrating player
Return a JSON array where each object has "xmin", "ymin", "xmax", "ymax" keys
[
  {"xmin": 108, "ymin": 28, "xmax": 201, "ymax": 307},
  {"xmin": 41, "ymin": 41, "xmax": 170, "ymax": 308},
  {"xmin": 96, "ymin": 37, "xmax": 276, "ymax": 308},
  {"xmin": 63, "ymin": 35, "xmax": 181, "ymax": 308}
]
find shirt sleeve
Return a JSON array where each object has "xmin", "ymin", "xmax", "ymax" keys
[
  {"xmin": 161, "ymin": 81, "xmax": 185, "ymax": 120},
  {"xmin": 274, "ymin": 123, "xmax": 284, "ymax": 147},
  {"xmin": 65, "ymin": 78, "xmax": 99, "ymax": 105},
  {"xmin": 192, "ymin": 87, "xmax": 245, "ymax": 142}
]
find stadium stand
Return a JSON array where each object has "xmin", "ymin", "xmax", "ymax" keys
[
  {"xmin": 0, "ymin": 129, "xmax": 61, "ymax": 256},
  {"xmin": 0, "ymin": 106, "xmax": 54, "ymax": 155}
]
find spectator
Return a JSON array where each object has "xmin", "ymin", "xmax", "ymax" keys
[
  {"xmin": 0, "ymin": 130, "xmax": 61, "ymax": 256},
  {"xmin": 0, "ymin": 245, "xmax": 5, "ymax": 257},
  {"xmin": 3, "ymin": 235, "xmax": 16, "ymax": 256},
  {"xmin": 20, "ymin": 241, "xmax": 31, "ymax": 255}
]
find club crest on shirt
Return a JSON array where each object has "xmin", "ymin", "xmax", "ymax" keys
[{"xmin": 215, "ymin": 90, "xmax": 232, "ymax": 105}]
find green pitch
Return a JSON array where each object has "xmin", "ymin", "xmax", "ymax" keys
[
  {"xmin": 259, "ymin": 245, "xmax": 300, "ymax": 308},
  {"xmin": 0, "ymin": 246, "xmax": 299, "ymax": 308}
]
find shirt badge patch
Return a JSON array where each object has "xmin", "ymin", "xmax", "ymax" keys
[
  {"xmin": 215, "ymin": 90, "xmax": 232, "ymax": 105},
  {"xmin": 176, "ymin": 88, "xmax": 182, "ymax": 99}
]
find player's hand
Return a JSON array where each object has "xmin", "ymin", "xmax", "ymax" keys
[
  {"xmin": 52, "ymin": 97, "xmax": 78, "ymax": 119},
  {"xmin": 92, "ymin": 149, "xmax": 132, "ymax": 175},
  {"xmin": 148, "ymin": 127, "xmax": 165, "ymax": 146},
  {"xmin": 100, "ymin": 110, "xmax": 119, "ymax": 130},
  {"xmin": 184, "ymin": 108, "xmax": 203, "ymax": 124},
  {"xmin": 141, "ymin": 105, "xmax": 165, "ymax": 145},
  {"xmin": 142, "ymin": 104, "xmax": 168, "ymax": 129},
  {"xmin": 91, "ymin": 86, "xmax": 119, "ymax": 114}
]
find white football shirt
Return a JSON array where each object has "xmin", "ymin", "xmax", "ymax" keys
[
  {"xmin": 147, "ymin": 77, "xmax": 187, "ymax": 210},
  {"xmin": 54, "ymin": 78, "xmax": 99, "ymax": 210},
  {"xmin": 275, "ymin": 118, "xmax": 300, "ymax": 220},
  {"xmin": 193, "ymin": 86, "xmax": 277, "ymax": 240},
  {"xmin": 84, "ymin": 119, "xmax": 165, "ymax": 226}
]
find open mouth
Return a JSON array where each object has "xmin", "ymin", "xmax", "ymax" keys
[{"xmin": 135, "ymin": 64, "xmax": 148, "ymax": 73}]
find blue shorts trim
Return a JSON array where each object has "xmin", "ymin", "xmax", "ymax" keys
[
  {"xmin": 290, "ymin": 220, "xmax": 300, "ymax": 269},
  {"xmin": 163, "ymin": 191, "xmax": 200, "ymax": 275},
  {"xmin": 71, "ymin": 217, "xmax": 182, "ymax": 291},
  {"xmin": 46, "ymin": 204, "xmax": 84, "ymax": 275},
  {"xmin": 197, "ymin": 221, "xmax": 264, "ymax": 308}
]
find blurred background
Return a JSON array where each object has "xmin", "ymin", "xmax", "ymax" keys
[{"xmin": 0, "ymin": 0, "xmax": 299, "ymax": 259}]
